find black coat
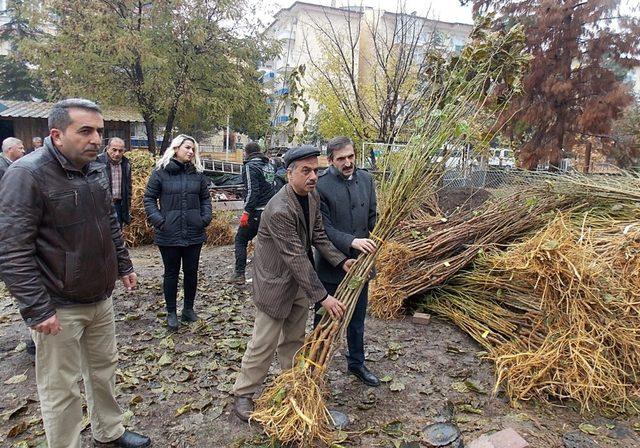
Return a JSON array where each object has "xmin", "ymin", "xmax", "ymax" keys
[
  {"xmin": 143, "ymin": 159, "xmax": 213, "ymax": 247},
  {"xmin": 314, "ymin": 166, "xmax": 377, "ymax": 284},
  {"xmin": 241, "ymin": 154, "xmax": 275, "ymax": 214},
  {"xmin": 96, "ymin": 152, "xmax": 132, "ymax": 224},
  {"xmin": 0, "ymin": 154, "xmax": 12, "ymax": 181}
]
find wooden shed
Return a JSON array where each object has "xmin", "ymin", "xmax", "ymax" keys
[{"xmin": 0, "ymin": 100, "xmax": 144, "ymax": 150}]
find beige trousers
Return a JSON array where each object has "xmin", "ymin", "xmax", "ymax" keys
[
  {"xmin": 233, "ymin": 292, "xmax": 308, "ymax": 397},
  {"xmin": 32, "ymin": 297, "xmax": 124, "ymax": 448}
]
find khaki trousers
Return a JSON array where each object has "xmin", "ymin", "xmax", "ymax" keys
[
  {"xmin": 233, "ymin": 291, "xmax": 308, "ymax": 397},
  {"xmin": 32, "ymin": 297, "xmax": 124, "ymax": 448}
]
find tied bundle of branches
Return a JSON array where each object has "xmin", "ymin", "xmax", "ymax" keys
[
  {"xmin": 369, "ymin": 184, "xmax": 576, "ymax": 319},
  {"xmin": 205, "ymin": 211, "xmax": 235, "ymax": 247},
  {"xmin": 251, "ymin": 20, "xmax": 531, "ymax": 446},
  {"xmin": 425, "ymin": 196, "xmax": 640, "ymax": 413},
  {"xmin": 122, "ymin": 150, "xmax": 157, "ymax": 247}
]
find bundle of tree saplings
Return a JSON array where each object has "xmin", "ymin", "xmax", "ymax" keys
[
  {"xmin": 122, "ymin": 150, "xmax": 157, "ymax": 247},
  {"xmin": 205, "ymin": 211, "xmax": 235, "ymax": 246},
  {"xmin": 369, "ymin": 184, "xmax": 575, "ymax": 319},
  {"xmin": 424, "ymin": 205, "xmax": 640, "ymax": 413},
  {"xmin": 251, "ymin": 21, "xmax": 530, "ymax": 446}
]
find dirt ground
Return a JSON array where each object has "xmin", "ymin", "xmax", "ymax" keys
[{"xmin": 1, "ymin": 244, "xmax": 640, "ymax": 448}]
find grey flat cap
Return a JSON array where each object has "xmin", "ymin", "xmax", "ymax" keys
[{"xmin": 283, "ymin": 145, "xmax": 320, "ymax": 168}]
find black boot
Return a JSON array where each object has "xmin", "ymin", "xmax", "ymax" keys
[
  {"xmin": 181, "ymin": 309, "xmax": 198, "ymax": 323},
  {"xmin": 26, "ymin": 338, "xmax": 36, "ymax": 359},
  {"xmin": 167, "ymin": 311, "xmax": 179, "ymax": 332},
  {"xmin": 228, "ymin": 271, "xmax": 245, "ymax": 285},
  {"xmin": 94, "ymin": 430, "xmax": 151, "ymax": 447}
]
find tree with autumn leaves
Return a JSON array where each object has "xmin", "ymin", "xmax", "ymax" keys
[
  {"xmin": 11, "ymin": 0, "xmax": 275, "ymax": 153},
  {"xmin": 463, "ymin": 0, "xmax": 640, "ymax": 169}
]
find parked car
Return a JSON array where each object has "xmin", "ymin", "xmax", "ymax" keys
[{"xmin": 488, "ymin": 148, "xmax": 516, "ymax": 168}]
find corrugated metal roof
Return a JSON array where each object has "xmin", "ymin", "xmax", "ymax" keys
[{"xmin": 0, "ymin": 100, "xmax": 144, "ymax": 122}]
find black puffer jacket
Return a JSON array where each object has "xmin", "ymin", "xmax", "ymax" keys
[{"xmin": 144, "ymin": 159, "xmax": 213, "ymax": 247}]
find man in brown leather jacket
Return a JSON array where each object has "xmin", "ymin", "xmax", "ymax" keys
[{"xmin": 0, "ymin": 99, "xmax": 151, "ymax": 448}]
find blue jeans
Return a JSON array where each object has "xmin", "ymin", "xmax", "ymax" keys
[{"xmin": 314, "ymin": 281, "xmax": 368, "ymax": 369}]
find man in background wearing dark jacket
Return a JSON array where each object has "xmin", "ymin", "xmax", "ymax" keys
[
  {"xmin": 97, "ymin": 137, "xmax": 132, "ymax": 228},
  {"xmin": 230, "ymin": 142, "xmax": 275, "ymax": 284},
  {"xmin": 0, "ymin": 99, "xmax": 150, "ymax": 448},
  {"xmin": 25, "ymin": 136, "xmax": 43, "ymax": 154},
  {"xmin": 314, "ymin": 136, "xmax": 381, "ymax": 387},
  {"xmin": 0, "ymin": 137, "xmax": 25, "ymax": 179}
]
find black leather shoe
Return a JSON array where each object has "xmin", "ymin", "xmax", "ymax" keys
[
  {"xmin": 94, "ymin": 430, "xmax": 151, "ymax": 447},
  {"xmin": 167, "ymin": 312, "xmax": 179, "ymax": 332},
  {"xmin": 348, "ymin": 365, "xmax": 380, "ymax": 387},
  {"xmin": 234, "ymin": 396, "xmax": 254, "ymax": 422},
  {"xmin": 181, "ymin": 309, "xmax": 198, "ymax": 322}
]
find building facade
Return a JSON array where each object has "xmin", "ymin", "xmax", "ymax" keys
[
  {"xmin": 0, "ymin": 100, "xmax": 144, "ymax": 148},
  {"xmin": 0, "ymin": 0, "xmax": 10, "ymax": 55},
  {"xmin": 259, "ymin": 1, "xmax": 473, "ymax": 148}
]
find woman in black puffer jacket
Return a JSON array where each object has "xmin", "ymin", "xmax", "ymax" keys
[{"xmin": 144, "ymin": 134, "xmax": 212, "ymax": 331}]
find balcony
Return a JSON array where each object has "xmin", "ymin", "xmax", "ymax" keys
[
  {"xmin": 260, "ymin": 70, "xmax": 276, "ymax": 84},
  {"xmin": 274, "ymin": 115, "xmax": 290, "ymax": 125}
]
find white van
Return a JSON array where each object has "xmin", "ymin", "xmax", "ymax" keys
[{"xmin": 488, "ymin": 148, "xmax": 516, "ymax": 168}]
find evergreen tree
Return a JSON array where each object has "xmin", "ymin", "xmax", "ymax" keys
[{"xmin": 0, "ymin": 55, "xmax": 44, "ymax": 100}]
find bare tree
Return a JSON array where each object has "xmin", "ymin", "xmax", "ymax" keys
[{"xmin": 303, "ymin": 3, "xmax": 444, "ymax": 155}]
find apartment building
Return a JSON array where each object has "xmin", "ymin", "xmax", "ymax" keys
[
  {"xmin": 259, "ymin": 1, "xmax": 473, "ymax": 147},
  {"xmin": 0, "ymin": 0, "xmax": 10, "ymax": 55}
]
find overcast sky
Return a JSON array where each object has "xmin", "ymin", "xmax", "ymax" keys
[
  {"xmin": 260, "ymin": 0, "xmax": 475, "ymax": 25},
  {"xmin": 259, "ymin": 0, "xmax": 639, "ymax": 27}
]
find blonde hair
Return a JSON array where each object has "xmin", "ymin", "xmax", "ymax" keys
[{"xmin": 156, "ymin": 134, "xmax": 204, "ymax": 173}]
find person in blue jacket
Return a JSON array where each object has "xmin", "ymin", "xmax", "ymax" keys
[{"xmin": 144, "ymin": 135, "xmax": 212, "ymax": 331}]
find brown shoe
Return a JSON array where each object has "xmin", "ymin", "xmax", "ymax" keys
[{"xmin": 234, "ymin": 396, "xmax": 254, "ymax": 422}]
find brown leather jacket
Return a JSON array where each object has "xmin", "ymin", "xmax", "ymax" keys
[{"xmin": 0, "ymin": 137, "xmax": 133, "ymax": 326}]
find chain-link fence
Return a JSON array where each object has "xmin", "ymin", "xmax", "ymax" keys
[{"xmin": 442, "ymin": 167, "xmax": 575, "ymax": 190}]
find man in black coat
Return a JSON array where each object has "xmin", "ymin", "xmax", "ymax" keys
[
  {"xmin": 314, "ymin": 136, "xmax": 381, "ymax": 387},
  {"xmin": 97, "ymin": 137, "xmax": 132, "ymax": 228},
  {"xmin": 230, "ymin": 142, "xmax": 276, "ymax": 284}
]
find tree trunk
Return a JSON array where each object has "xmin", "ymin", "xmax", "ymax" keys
[
  {"xmin": 584, "ymin": 140, "xmax": 592, "ymax": 173},
  {"xmin": 143, "ymin": 116, "xmax": 157, "ymax": 154},
  {"xmin": 160, "ymin": 105, "xmax": 178, "ymax": 154},
  {"xmin": 550, "ymin": 117, "xmax": 565, "ymax": 171}
]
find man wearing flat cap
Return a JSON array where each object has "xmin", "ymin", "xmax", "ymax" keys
[{"xmin": 233, "ymin": 145, "xmax": 355, "ymax": 421}]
